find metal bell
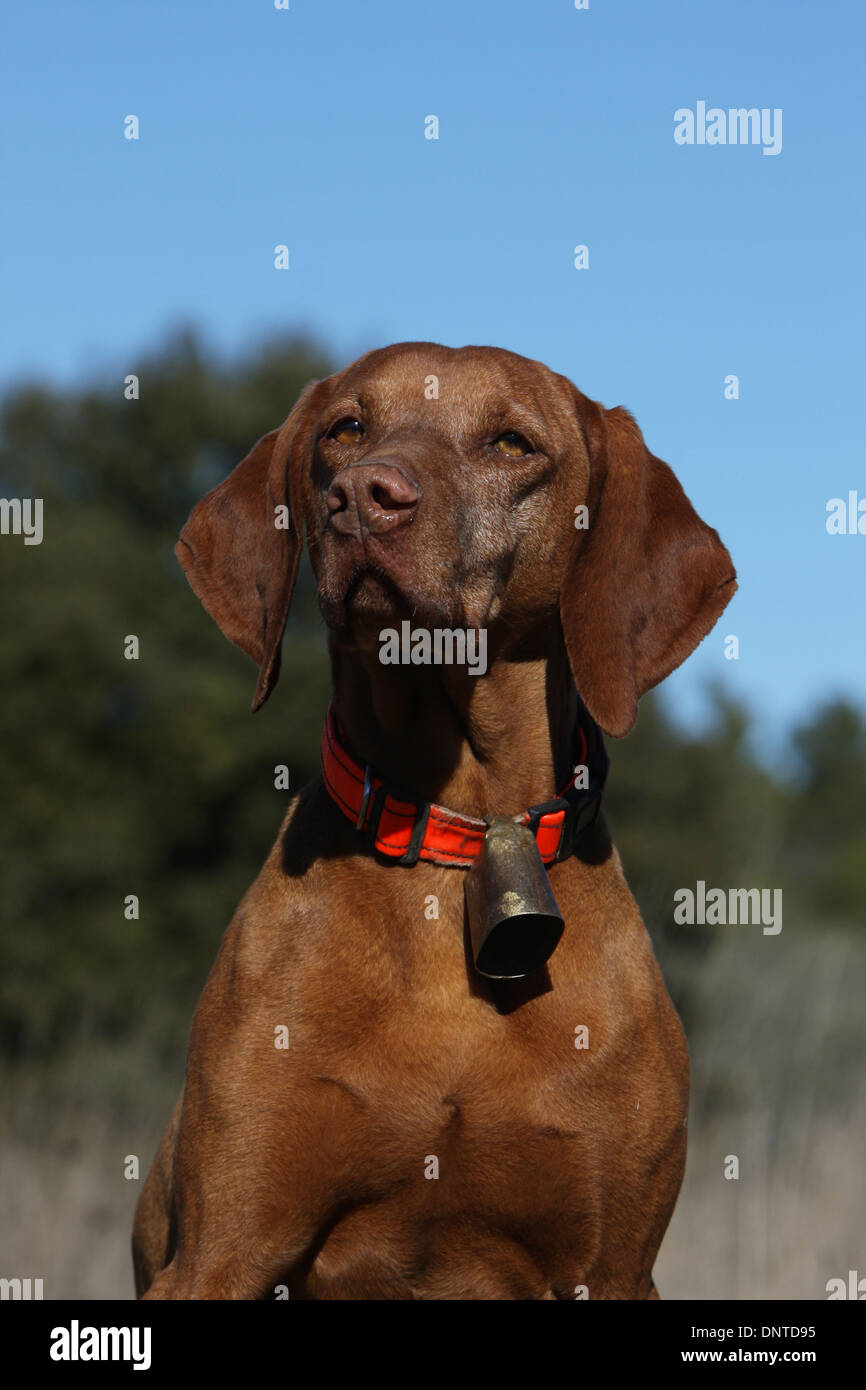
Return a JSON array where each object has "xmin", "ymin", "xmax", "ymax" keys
[{"xmin": 464, "ymin": 818, "xmax": 565, "ymax": 980}]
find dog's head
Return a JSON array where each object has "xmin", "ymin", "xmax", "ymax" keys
[{"xmin": 177, "ymin": 342, "xmax": 736, "ymax": 737}]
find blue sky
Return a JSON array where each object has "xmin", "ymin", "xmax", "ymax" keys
[{"xmin": 2, "ymin": 0, "xmax": 864, "ymax": 752}]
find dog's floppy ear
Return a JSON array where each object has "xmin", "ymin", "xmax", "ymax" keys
[
  {"xmin": 560, "ymin": 397, "xmax": 736, "ymax": 738},
  {"xmin": 176, "ymin": 382, "xmax": 321, "ymax": 711}
]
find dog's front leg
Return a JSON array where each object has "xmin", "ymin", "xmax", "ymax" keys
[
  {"xmin": 138, "ymin": 1105, "xmax": 327, "ymax": 1301},
  {"xmin": 137, "ymin": 916, "xmax": 342, "ymax": 1301},
  {"xmin": 141, "ymin": 1247, "xmax": 292, "ymax": 1301}
]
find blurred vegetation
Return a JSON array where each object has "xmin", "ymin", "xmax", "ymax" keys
[{"xmin": 0, "ymin": 325, "xmax": 863, "ymax": 1078}]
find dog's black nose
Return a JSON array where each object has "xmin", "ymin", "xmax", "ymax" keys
[{"xmin": 327, "ymin": 462, "xmax": 421, "ymax": 537}]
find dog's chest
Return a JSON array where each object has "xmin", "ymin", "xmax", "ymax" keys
[
  {"xmin": 287, "ymin": 862, "xmax": 685, "ymax": 1178},
  {"xmin": 266, "ymin": 863, "xmax": 687, "ymax": 1296},
  {"xmin": 296, "ymin": 1017, "xmax": 682, "ymax": 1299},
  {"xmin": 287, "ymin": 952, "xmax": 685, "ymax": 1298}
]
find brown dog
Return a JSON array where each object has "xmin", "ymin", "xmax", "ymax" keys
[{"xmin": 133, "ymin": 342, "xmax": 735, "ymax": 1300}]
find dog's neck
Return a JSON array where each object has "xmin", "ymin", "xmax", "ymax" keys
[{"xmin": 328, "ymin": 622, "xmax": 578, "ymax": 820}]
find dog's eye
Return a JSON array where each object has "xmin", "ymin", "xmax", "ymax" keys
[
  {"xmin": 492, "ymin": 431, "xmax": 532, "ymax": 458},
  {"xmin": 329, "ymin": 418, "xmax": 364, "ymax": 444}
]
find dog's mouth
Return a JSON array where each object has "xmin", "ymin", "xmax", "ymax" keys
[
  {"xmin": 344, "ymin": 564, "xmax": 405, "ymax": 610},
  {"xmin": 319, "ymin": 561, "xmax": 413, "ymax": 635}
]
